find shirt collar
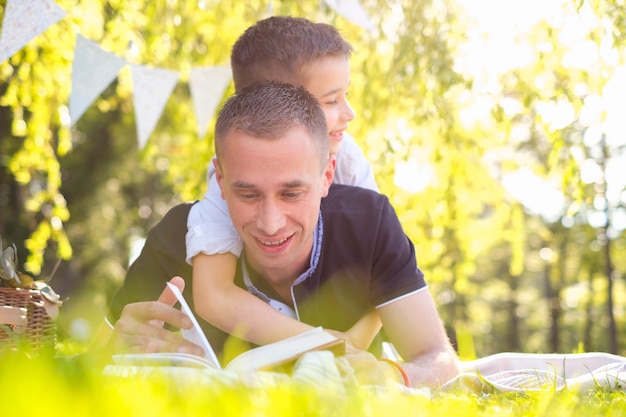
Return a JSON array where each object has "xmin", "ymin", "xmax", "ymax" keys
[{"xmin": 241, "ymin": 211, "xmax": 324, "ymax": 315}]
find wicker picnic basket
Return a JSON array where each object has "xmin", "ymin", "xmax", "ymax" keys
[
  {"xmin": 0, "ymin": 286, "xmax": 58, "ymax": 356},
  {"xmin": 0, "ymin": 236, "xmax": 62, "ymax": 356}
]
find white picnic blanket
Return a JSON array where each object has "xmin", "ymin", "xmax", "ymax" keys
[
  {"xmin": 104, "ymin": 350, "xmax": 626, "ymax": 395},
  {"xmin": 440, "ymin": 352, "xmax": 626, "ymax": 394}
]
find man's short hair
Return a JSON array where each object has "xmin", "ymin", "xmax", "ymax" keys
[
  {"xmin": 215, "ymin": 81, "xmax": 330, "ymax": 169},
  {"xmin": 231, "ymin": 16, "xmax": 353, "ymax": 91}
]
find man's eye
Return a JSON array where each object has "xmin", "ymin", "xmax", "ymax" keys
[
  {"xmin": 284, "ymin": 192, "xmax": 303, "ymax": 199},
  {"xmin": 239, "ymin": 193, "xmax": 257, "ymax": 200}
]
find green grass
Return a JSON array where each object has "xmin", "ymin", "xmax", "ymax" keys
[{"xmin": 1, "ymin": 345, "xmax": 625, "ymax": 417}]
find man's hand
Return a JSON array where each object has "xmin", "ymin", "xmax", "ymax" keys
[
  {"xmin": 379, "ymin": 290, "xmax": 461, "ymax": 387},
  {"xmin": 108, "ymin": 277, "xmax": 205, "ymax": 356}
]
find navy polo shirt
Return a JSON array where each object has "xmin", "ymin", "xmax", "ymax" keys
[{"xmin": 107, "ymin": 184, "xmax": 426, "ymax": 360}]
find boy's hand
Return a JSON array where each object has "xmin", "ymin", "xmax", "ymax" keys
[
  {"xmin": 326, "ymin": 330, "xmax": 403, "ymax": 386},
  {"xmin": 339, "ymin": 345, "xmax": 402, "ymax": 386},
  {"xmin": 325, "ymin": 329, "xmax": 364, "ymax": 351}
]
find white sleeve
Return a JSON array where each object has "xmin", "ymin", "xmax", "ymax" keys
[
  {"xmin": 333, "ymin": 132, "xmax": 379, "ymax": 192},
  {"xmin": 185, "ymin": 159, "xmax": 243, "ymax": 264}
]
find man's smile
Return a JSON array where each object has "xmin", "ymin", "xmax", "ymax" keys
[{"xmin": 257, "ymin": 236, "xmax": 290, "ymax": 247}]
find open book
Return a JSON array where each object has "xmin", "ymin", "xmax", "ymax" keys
[{"xmin": 108, "ymin": 282, "xmax": 345, "ymax": 373}]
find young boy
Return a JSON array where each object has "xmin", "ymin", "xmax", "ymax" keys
[{"xmin": 186, "ymin": 16, "xmax": 380, "ymax": 350}]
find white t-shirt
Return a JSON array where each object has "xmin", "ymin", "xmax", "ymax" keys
[{"xmin": 185, "ymin": 132, "xmax": 378, "ymax": 263}]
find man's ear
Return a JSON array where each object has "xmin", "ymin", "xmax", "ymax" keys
[
  {"xmin": 213, "ymin": 158, "xmax": 226, "ymax": 199},
  {"xmin": 321, "ymin": 155, "xmax": 336, "ymax": 197}
]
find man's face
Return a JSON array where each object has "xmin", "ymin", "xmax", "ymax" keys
[{"xmin": 215, "ymin": 127, "xmax": 335, "ymax": 284}]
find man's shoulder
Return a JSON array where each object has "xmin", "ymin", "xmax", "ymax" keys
[
  {"xmin": 147, "ymin": 201, "xmax": 199, "ymax": 245},
  {"xmin": 165, "ymin": 201, "xmax": 198, "ymax": 216},
  {"xmin": 325, "ymin": 184, "xmax": 388, "ymax": 209},
  {"xmin": 327, "ymin": 183, "xmax": 384, "ymax": 197},
  {"xmin": 153, "ymin": 201, "xmax": 198, "ymax": 232}
]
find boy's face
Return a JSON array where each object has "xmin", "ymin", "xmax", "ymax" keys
[{"xmin": 303, "ymin": 55, "xmax": 355, "ymax": 156}]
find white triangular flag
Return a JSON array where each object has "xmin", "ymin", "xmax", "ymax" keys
[
  {"xmin": 322, "ymin": 0, "xmax": 374, "ymax": 32},
  {"xmin": 188, "ymin": 66, "xmax": 231, "ymax": 138},
  {"xmin": 0, "ymin": 0, "xmax": 67, "ymax": 62},
  {"xmin": 130, "ymin": 64, "xmax": 180, "ymax": 149},
  {"xmin": 69, "ymin": 34, "xmax": 126, "ymax": 124}
]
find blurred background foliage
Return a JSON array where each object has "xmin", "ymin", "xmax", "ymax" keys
[{"xmin": 0, "ymin": 0, "xmax": 625, "ymax": 357}]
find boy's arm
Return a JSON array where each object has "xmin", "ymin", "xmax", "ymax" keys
[
  {"xmin": 186, "ymin": 164, "xmax": 242, "ymax": 265},
  {"xmin": 193, "ymin": 252, "xmax": 383, "ymax": 348},
  {"xmin": 192, "ymin": 252, "xmax": 315, "ymax": 344},
  {"xmin": 340, "ymin": 308, "xmax": 381, "ymax": 350}
]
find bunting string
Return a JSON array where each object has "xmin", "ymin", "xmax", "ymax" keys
[{"xmin": 0, "ymin": 0, "xmax": 373, "ymax": 148}]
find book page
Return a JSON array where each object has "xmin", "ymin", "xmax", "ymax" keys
[
  {"xmin": 111, "ymin": 352, "xmax": 216, "ymax": 369},
  {"xmin": 225, "ymin": 327, "xmax": 344, "ymax": 372},
  {"xmin": 166, "ymin": 282, "xmax": 221, "ymax": 369}
]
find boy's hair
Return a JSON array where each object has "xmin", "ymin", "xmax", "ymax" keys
[
  {"xmin": 231, "ymin": 16, "xmax": 353, "ymax": 91},
  {"xmin": 215, "ymin": 81, "xmax": 329, "ymax": 170}
]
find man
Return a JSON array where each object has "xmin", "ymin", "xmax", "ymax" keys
[{"xmin": 105, "ymin": 81, "xmax": 459, "ymax": 387}]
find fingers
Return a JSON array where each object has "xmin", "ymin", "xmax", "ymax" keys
[
  {"xmin": 115, "ymin": 321, "xmax": 202, "ymax": 356},
  {"xmin": 113, "ymin": 301, "xmax": 203, "ymax": 356},
  {"xmin": 149, "ymin": 277, "xmax": 186, "ymax": 328},
  {"xmin": 323, "ymin": 329, "xmax": 359, "ymax": 352},
  {"xmin": 109, "ymin": 277, "xmax": 206, "ymax": 357},
  {"xmin": 126, "ymin": 300, "xmax": 192, "ymax": 332},
  {"xmin": 341, "ymin": 349, "xmax": 392, "ymax": 385},
  {"xmin": 157, "ymin": 276, "xmax": 185, "ymax": 306}
]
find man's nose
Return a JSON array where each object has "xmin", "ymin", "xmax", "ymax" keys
[{"xmin": 256, "ymin": 199, "xmax": 286, "ymax": 235}]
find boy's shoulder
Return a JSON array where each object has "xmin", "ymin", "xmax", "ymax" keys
[
  {"xmin": 333, "ymin": 132, "xmax": 378, "ymax": 192},
  {"xmin": 336, "ymin": 132, "xmax": 361, "ymax": 157}
]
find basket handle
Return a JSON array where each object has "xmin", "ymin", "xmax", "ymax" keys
[{"xmin": 0, "ymin": 305, "xmax": 27, "ymax": 333}]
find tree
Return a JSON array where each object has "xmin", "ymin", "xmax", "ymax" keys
[
  {"xmin": 489, "ymin": 1, "xmax": 626, "ymax": 353},
  {"xmin": 1, "ymin": 0, "xmax": 625, "ymax": 355}
]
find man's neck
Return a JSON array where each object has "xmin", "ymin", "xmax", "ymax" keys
[{"xmin": 244, "ymin": 258, "xmax": 307, "ymax": 305}]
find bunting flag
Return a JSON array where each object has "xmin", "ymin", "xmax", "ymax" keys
[
  {"xmin": 0, "ymin": 0, "xmax": 67, "ymax": 63},
  {"xmin": 188, "ymin": 66, "xmax": 232, "ymax": 138},
  {"xmin": 69, "ymin": 34, "xmax": 127, "ymax": 124},
  {"xmin": 322, "ymin": 0, "xmax": 374, "ymax": 32},
  {"xmin": 130, "ymin": 64, "xmax": 180, "ymax": 149}
]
